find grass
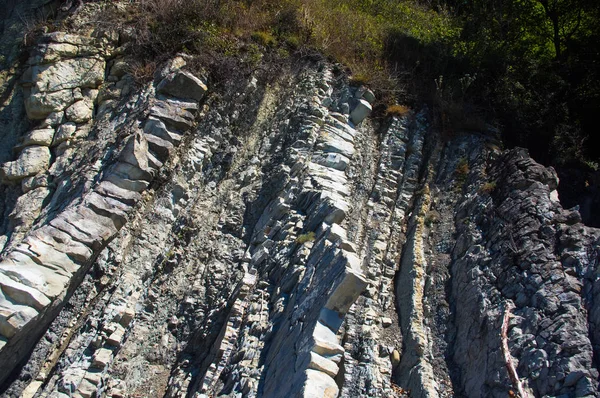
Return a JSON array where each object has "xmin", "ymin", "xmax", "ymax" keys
[
  {"xmin": 455, "ymin": 158, "xmax": 469, "ymax": 178},
  {"xmin": 480, "ymin": 181, "xmax": 497, "ymax": 194},
  {"xmin": 118, "ymin": 0, "xmax": 458, "ymax": 108},
  {"xmin": 386, "ymin": 105, "xmax": 410, "ymax": 117},
  {"xmin": 349, "ymin": 74, "xmax": 371, "ymax": 87}
]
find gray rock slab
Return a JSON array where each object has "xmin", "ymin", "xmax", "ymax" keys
[
  {"xmin": 104, "ymin": 171, "xmax": 149, "ymax": 193},
  {"xmin": 95, "ymin": 180, "xmax": 141, "ymax": 206},
  {"xmin": 144, "ymin": 133, "xmax": 174, "ymax": 161},
  {"xmin": 350, "ymin": 99, "xmax": 372, "ymax": 125},
  {"xmin": 0, "ymin": 272, "xmax": 50, "ymax": 311},
  {"xmin": 150, "ymin": 100, "xmax": 195, "ymax": 131},
  {"xmin": 156, "ymin": 70, "xmax": 207, "ymax": 102},
  {"xmin": 144, "ymin": 116, "xmax": 183, "ymax": 144}
]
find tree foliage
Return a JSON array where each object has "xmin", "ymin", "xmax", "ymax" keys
[
  {"xmin": 437, "ymin": 0, "xmax": 600, "ymax": 165},
  {"xmin": 128, "ymin": 0, "xmax": 600, "ymax": 165}
]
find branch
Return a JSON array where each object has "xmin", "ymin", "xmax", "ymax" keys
[{"xmin": 501, "ymin": 302, "xmax": 529, "ymax": 398}]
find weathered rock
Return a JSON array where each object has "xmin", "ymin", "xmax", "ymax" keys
[
  {"xmin": 157, "ymin": 70, "xmax": 208, "ymax": 102},
  {"xmin": 65, "ymin": 99, "xmax": 93, "ymax": 123},
  {"xmin": 52, "ymin": 122, "xmax": 78, "ymax": 145},
  {"xmin": 150, "ymin": 100, "xmax": 195, "ymax": 131},
  {"xmin": 24, "ymin": 88, "xmax": 75, "ymax": 119},
  {"xmin": 21, "ymin": 128, "xmax": 55, "ymax": 147},
  {"xmin": 91, "ymin": 348, "xmax": 112, "ymax": 369},
  {"xmin": 0, "ymin": 30, "xmax": 598, "ymax": 398},
  {"xmin": 28, "ymin": 57, "xmax": 104, "ymax": 93},
  {"xmin": 1, "ymin": 146, "xmax": 51, "ymax": 181},
  {"xmin": 21, "ymin": 174, "xmax": 50, "ymax": 193},
  {"xmin": 350, "ymin": 99, "xmax": 372, "ymax": 125}
]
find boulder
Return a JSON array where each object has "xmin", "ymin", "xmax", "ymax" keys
[
  {"xmin": 29, "ymin": 57, "xmax": 104, "ymax": 92},
  {"xmin": 91, "ymin": 348, "xmax": 112, "ymax": 369},
  {"xmin": 157, "ymin": 70, "xmax": 207, "ymax": 102},
  {"xmin": 25, "ymin": 88, "xmax": 75, "ymax": 119},
  {"xmin": 1, "ymin": 146, "xmax": 51, "ymax": 181},
  {"xmin": 324, "ymin": 266, "xmax": 368, "ymax": 314}
]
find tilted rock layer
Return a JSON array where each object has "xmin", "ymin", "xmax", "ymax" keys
[{"xmin": 0, "ymin": 6, "xmax": 599, "ymax": 398}]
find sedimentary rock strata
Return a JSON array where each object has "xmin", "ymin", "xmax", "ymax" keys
[{"xmin": 0, "ymin": 6, "xmax": 599, "ymax": 398}]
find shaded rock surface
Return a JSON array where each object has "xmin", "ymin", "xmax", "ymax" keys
[{"xmin": 0, "ymin": 5, "xmax": 599, "ymax": 398}]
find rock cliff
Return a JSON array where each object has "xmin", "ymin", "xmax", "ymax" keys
[{"xmin": 0, "ymin": 3, "xmax": 599, "ymax": 398}]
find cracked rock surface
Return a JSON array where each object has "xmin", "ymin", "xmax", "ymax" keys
[{"xmin": 0, "ymin": 4, "xmax": 599, "ymax": 398}]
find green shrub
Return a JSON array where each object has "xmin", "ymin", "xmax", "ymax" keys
[
  {"xmin": 424, "ymin": 213, "xmax": 437, "ymax": 227},
  {"xmin": 296, "ymin": 232, "xmax": 316, "ymax": 244},
  {"xmin": 251, "ymin": 31, "xmax": 277, "ymax": 47}
]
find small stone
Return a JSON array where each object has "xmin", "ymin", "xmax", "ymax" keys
[
  {"xmin": 73, "ymin": 88, "xmax": 83, "ymax": 101},
  {"xmin": 22, "ymin": 128, "xmax": 55, "ymax": 146},
  {"xmin": 391, "ymin": 349, "xmax": 401, "ymax": 365},
  {"xmin": 381, "ymin": 317, "xmax": 393, "ymax": 328},
  {"xmin": 168, "ymin": 315, "xmax": 179, "ymax": 328},
  {"xmin": 53, "ymin": 122, "xmax": 78, "ymax": 145},
  {"xmin": 65, "ymin": 99, "xmax": 93, "ymax": 123},
  {"xmin": 83, "ymin": 88, "xmax": 99, "ymax": 103},
  {"xmin": 91, "ymin": 348, "xmax": 113, "ymax": 369}
]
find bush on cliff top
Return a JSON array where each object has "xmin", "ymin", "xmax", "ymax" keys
[{"xmin": 124, "ymin": 0, "xmax": 600, "ymax": 167}]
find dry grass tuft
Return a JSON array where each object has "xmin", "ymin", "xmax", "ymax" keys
[{"xmin": 386, "ymin": 104, "xmax": 410, "ymax": 117}]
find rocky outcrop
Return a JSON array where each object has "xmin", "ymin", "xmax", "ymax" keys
[
  {"xmin": 0, "ymin": 5, "xmax": 599, "ymax": 398},
  {"xmin": 0, "ymin": 51, "xmax": 207, "ymax": 390}
]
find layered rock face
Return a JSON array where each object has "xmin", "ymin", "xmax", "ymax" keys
[{"xmin": 1, "ymin": 11, "xmax": 599, "ymax": 398}]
